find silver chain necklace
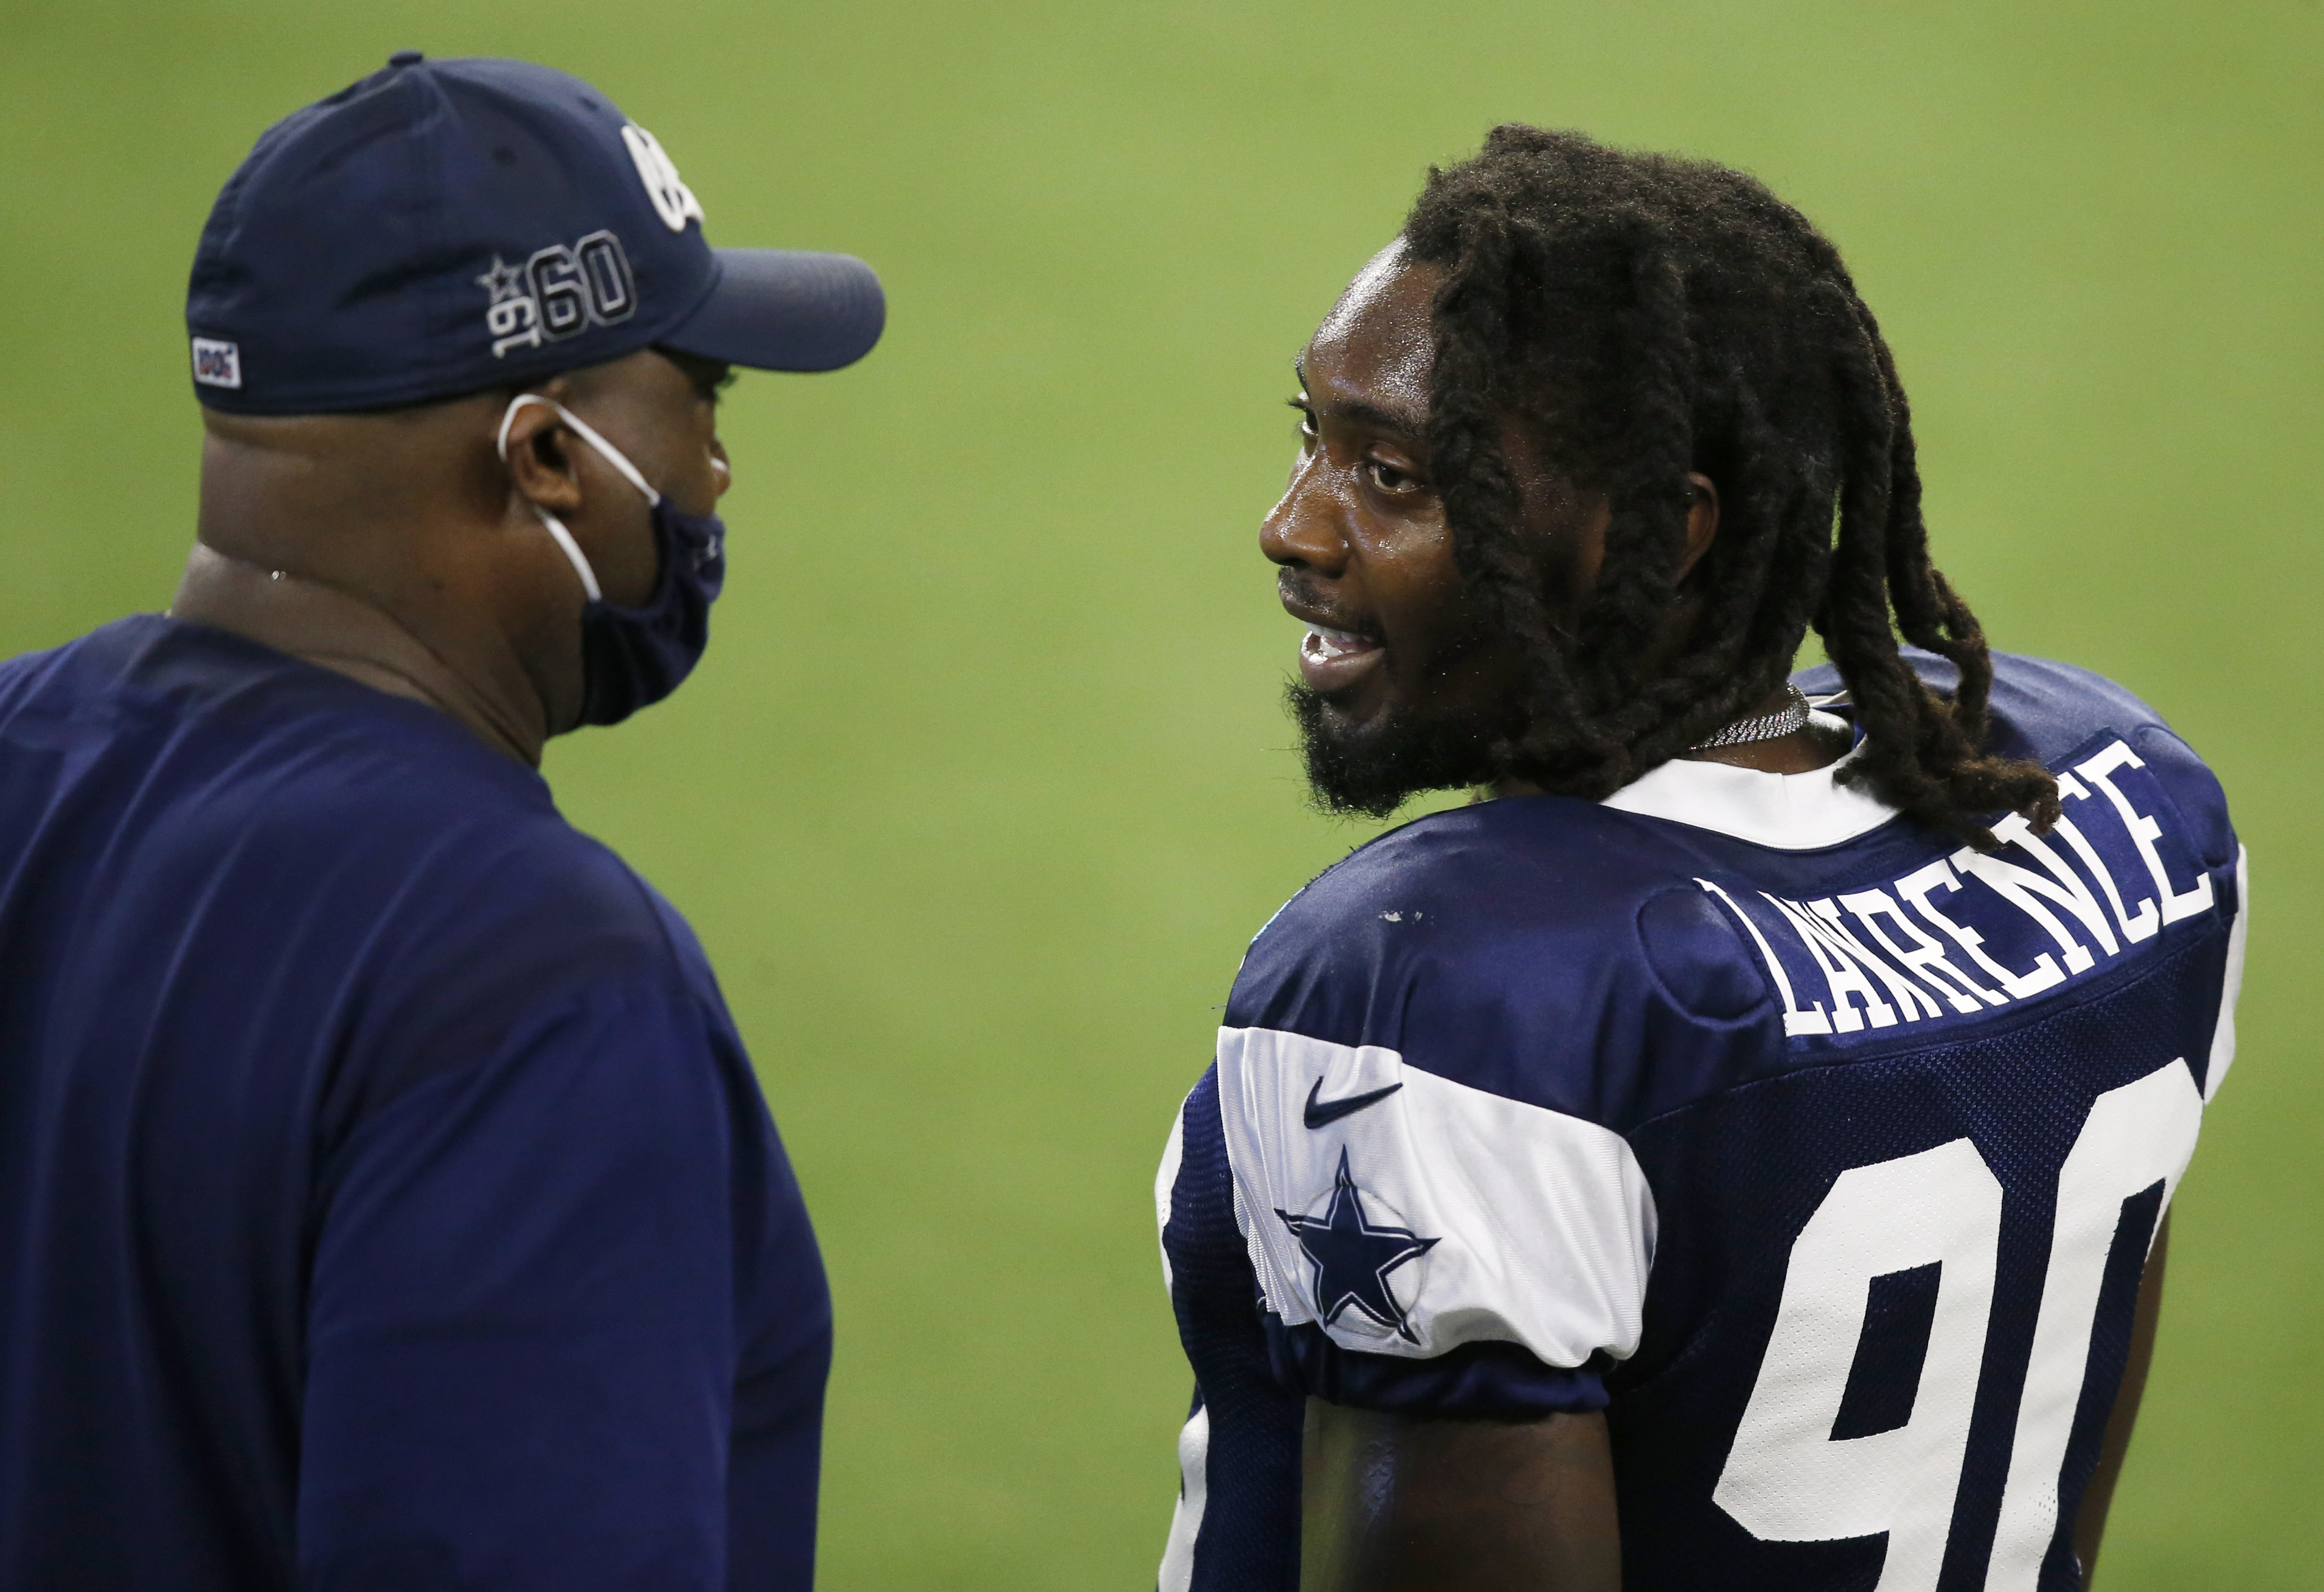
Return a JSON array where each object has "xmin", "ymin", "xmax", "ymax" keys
[{"xmin": 1691, "ymin": 683, "xmax": 1811, "ymax": 750}]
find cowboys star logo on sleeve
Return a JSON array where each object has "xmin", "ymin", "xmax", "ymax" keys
[{"xmin": 1276, "ymin": 1148, "xmax": 1439, "ymax": 1344}]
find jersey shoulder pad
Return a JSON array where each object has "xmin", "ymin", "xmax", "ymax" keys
[{"xmin": 1228, "ymin": 801, "xmax": 1779, "ymax": 1127}]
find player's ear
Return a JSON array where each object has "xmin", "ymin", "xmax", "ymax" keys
[
  {"xmin": 1677, "ymin": 472, "xmax": 1722, "ymax": 581},
  {"xmin": 496, "ymin": 393, "xmax": 584, "ymax": 517}
]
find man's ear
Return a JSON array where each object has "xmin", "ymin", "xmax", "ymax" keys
[
  {"xmin": 497, "ymin": 392, "xmax": 585, "ymax": 516},
  {"xmin": 1677, "ymin": 472, "xmax": 1721, "ymax": 582}
]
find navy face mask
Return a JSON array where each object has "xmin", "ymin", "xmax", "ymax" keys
[{"xmin": 497, "ymin": 394, "xmax": 726, "ymax": 727}]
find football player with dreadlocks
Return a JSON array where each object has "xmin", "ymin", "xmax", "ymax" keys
[{"xmin": 1154, "ymin": 127, "xmax": 2245, "ymax": 1592}]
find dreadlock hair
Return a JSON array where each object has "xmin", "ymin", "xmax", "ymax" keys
[{"xmin": 1402, "ymin": 126, "xmax": 2059, "ymax": 848}]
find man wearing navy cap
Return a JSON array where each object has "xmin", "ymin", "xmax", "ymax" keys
[{"xmin": 0, "ymin": 54, "xmax": 880, "ymax": 1591}]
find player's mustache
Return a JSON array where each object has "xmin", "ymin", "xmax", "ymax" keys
[{"xmin": 1276, "ymin": 571, "xmax": 1383, "ymax": 642}]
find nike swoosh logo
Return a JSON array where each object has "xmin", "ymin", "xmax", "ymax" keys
[{"xmin": 1303, "ymin": 1077, "xmax": 1404, "ymax": 1129}]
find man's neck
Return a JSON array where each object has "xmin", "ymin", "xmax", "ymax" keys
[
  {"xmin": 1677, "ymin": 680, "xmax": 1853, "ymax": 774},
  {"xmin": 170, "ymin": 543, "xmax": 546, "ymax": 765},
  {"xmin": 1681, "ymin": 713, "xmax": 1854, "ymax": 774},
  {"xmin": 1486, "ymin": 685, "xmax": 1853, "ymax": 801}
]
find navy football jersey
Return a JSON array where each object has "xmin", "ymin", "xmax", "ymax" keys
[{"xmin": 1156, "ymin": 653, "xmax": 2243, "ymax": 1592}]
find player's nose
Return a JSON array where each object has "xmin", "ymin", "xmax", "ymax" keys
[{"xmin": 1261, "ymin": 459, "xmax": 1349, "ymax": 575}]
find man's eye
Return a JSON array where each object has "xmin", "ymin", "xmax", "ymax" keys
[
  {"xmin": 1287, "ymin": 398, "xmax": 1318, "ymax": 446},
  {"xmin": 1368, "ymin": 460, "xmax": 1415, "ymax": 491}
]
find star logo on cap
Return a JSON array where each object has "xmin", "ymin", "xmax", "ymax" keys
[
  {"xmin": 475, "ymin": 256, "xmax": 528, "ymax": 305},
  {"xmin": 1277, "ymin": 1148, "xmax": 1439, "ymax": 1345}
]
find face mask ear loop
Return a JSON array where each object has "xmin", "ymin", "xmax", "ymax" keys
[
  {"xmin": 544, "ymin": 406, "xmax": 662, "ymax": 508},
  {"xmin": 497, "ymin": 394, "xmax": 606, "ymax": 603},
  {"xmin": 530, "ymin": 509, "xmax": 605, "ymax": 604}
]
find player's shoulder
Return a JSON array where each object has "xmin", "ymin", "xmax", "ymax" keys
[
  {"xmin": 1247, "ymin": 795, "xmax": 1720, "ymax": 947},
  {"xmin": 1228, "ymin": 799, "xmax": 1763, "ymax": 1128},
  {"xmin": 1800, "ymin": 648, "xmax": 2232, "ymax": 850},
  {"xmin": 1238, "ymin": 796, "xmax": 1728, "ymax": 1003},
  {"xmin": 1807, "ymin": 648, "xmax": 2168, "ymax": 761}
]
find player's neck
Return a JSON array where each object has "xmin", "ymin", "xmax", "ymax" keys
[
  {"xmin": 171, "ymin": 543, "xmax": 547, "ymax": 767},
  {"xmin": 1680, "ymin": 706, "xmax": 1855, "ymax": 774},
  {"xmin": 1488, "ymin": 687, "xmax": 1852, "ymax": 800}
]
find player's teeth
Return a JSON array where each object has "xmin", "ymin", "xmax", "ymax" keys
[{"xmin": 1305, "ymin": 624, "xmax": 1366, "ymax": 653}]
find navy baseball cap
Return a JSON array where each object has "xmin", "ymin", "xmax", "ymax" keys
[{"xmin": 186, "ymin": 52, "xmax": 884, "ymax": 413}]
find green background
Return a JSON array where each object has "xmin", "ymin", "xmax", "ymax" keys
[{"xmin": 2, "ymin": 1, "xmax": 2317, "ymax": 1585}]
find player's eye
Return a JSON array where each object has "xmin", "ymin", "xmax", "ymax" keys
[
  {"xmin": 1287, "ymin": 397, "xmax": 1318, "ymax": 450},
  {"xmin": 1367, "ymin": 458, "xmax": 1419, "ymax": 493}
]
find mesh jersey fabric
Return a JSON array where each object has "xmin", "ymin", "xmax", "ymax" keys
[{"xmin": 1156, "ymin": 650, "xmax": 2241, "ymax": 1592}]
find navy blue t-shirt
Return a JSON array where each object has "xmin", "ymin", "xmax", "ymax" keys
[
  {"xmin": 0, "ymin": 617, "xmax": 828, "ymax": 1591},
  {"xmin": 1156, "ymin": 653, "xmax": 2243, "ymax": 1592}
]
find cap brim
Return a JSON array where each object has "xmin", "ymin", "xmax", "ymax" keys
[{"xmin": 661, "ymin": 249, "xmax": 885, "ymax": 373}]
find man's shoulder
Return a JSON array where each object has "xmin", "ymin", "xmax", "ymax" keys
[
  {"xmin": 1199, "ymin": 807, "xmax": 1683, "ymax": 1382},
  {"xmin": 1797, "ymin": 647, "xmax": 2233, "ymax": 855},
  {"xmin": 1801, "ymin": 648, "xmax": 2210, "ymax": 774},
  {"xmin": 1798, "ymin": 647, "xmax": 2165, "ymax": 756},
  {"xmin": 2, "ymin": 615, "xmax": 698, "ymax": 986},
  {"xmin": 1249, "ymin": 799, "xmax": 1715, "ymax": 947},
  {"xmin": 1227, "ymin": 801, "xmax": 1764, "ymax": 1126},
  {"xmin": 245, "ymin": 734, "xmax": 694, "ymax": 995}
]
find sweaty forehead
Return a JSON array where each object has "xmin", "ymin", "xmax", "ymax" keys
[{"xmin": 1303, "ymin": 241, "xmax": 1439, "ymax": 423}]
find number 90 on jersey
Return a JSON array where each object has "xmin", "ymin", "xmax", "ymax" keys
[{"xmin": 1713, "ymin": 1059, "xmax": 2203, "ymax": 1592}]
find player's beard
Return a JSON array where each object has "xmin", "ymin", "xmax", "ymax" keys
[{"xmin": 1287, "ymin": 681, "xmax": 1507, "ymax": 819}]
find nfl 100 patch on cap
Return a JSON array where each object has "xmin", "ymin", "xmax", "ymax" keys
[{"xmin": 185, "ymin": 52, "xmax": 884, "ymax": 414}]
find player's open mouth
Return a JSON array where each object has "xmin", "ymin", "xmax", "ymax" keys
[{"xmin": 1298, "ymin": 620, "xmax": 1384, "ymax": 694}]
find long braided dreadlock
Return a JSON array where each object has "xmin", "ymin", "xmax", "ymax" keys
[{"xmin": 1402, "ymin": 126, "xmax": 2059, "ymax": 848}]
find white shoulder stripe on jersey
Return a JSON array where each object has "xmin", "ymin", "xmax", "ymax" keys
[{"xmin": 1215, "ymin": 1025, "xmax": 1657, "ymax": 1367}]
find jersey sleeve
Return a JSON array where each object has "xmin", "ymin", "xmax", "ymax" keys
[
  {"xmin": 1213, "ymin": 1023, "xmax": 1656, "ymax": 1415},
  {"xmin": 2203, "ymin": 844, "xmax": 2248, "ymax": 1102},
  {"xmin": 1157, "ymin": 1067, "xmax": 1303, "ymax": 1592},
  {"xmin": 1150, "ymin": 1030, "xmax": 1661, "ymax": 1591},
  {"xmin": 296, "ymin": 973, "xmax": 757, "ymax": 1592}
]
